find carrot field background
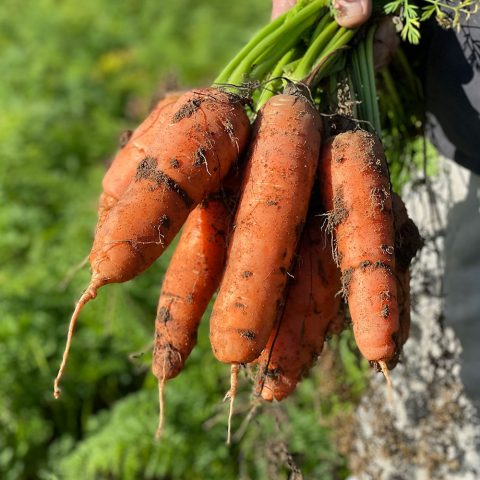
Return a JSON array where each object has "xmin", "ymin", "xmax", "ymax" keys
[{"xmin": 0, "ymin": 1, "xmax": 369, "ymax": 478}]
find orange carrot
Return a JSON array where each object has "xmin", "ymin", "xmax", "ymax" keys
[
  {"xmin": 256, "ymin": 215, "xmax": 342, "ymax": 402},
  {"xmin": 210, "ymin": 91, "xmax": 322, "ymax": 365},
  {"xmin": 89, "ymin": 88, "xmax": 250, "ymax": 285},
  {"xmin": 152, "ymin": 194, "xmax": 235, "ymax": 381},
  {"xmin": 152, "ymin": 182, "xmax": 239, "ymax": 438},
  {"xmin": 97, "ymin": 92, "xmax": 182, "ymax": 230},
  {"xmin": 319, "ymin": 129, "xmax": 399, "ymax": 369},
  {"xmin": 54, "ymin": 88, "xmax": 250, "ymax": 398},
  {"xmin": 62, "ymin": 93, "xmax": 183, "ymax": 289}
]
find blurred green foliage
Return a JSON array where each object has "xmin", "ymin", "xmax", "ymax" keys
[{"xmin": 0, "ymin": 1, "xmax": 368, "ymax": 478}]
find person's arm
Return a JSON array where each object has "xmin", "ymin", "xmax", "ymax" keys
[{"xmin": 422, "ymin": 19, "xmax": 480, "ymax": 175}]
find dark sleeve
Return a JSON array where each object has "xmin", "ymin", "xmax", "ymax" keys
[{"xmin": 423, "ymin": 17, "xmax": 480, "ymax": 175}]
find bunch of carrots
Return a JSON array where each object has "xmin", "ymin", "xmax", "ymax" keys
[{"xmin": 53, "ymin": 0, "xmax": 433, "ymax": 441}]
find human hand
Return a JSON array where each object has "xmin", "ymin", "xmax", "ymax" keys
[
  {"xmin": 271, "ymin": 0, "xmax": 372, "ymax": 28},
  {"xmin": 271, "ymin": 0, "xmax": 398, "ymax": 70}
]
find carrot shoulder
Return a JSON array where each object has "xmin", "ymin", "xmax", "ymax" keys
[
  {"xmin": 256, "ymin": 215, "xmax": 342, "ymax": 402},
  {"xmin": 210, "ymin": 92, "xmax": 322, "ymax": 364},
  {"xmin": 319, "ymin": 129, "xmax": 399, "ymax": 364},
  {"xmin": 97, "ymin": 92, "xmax": 182, "ymax": 229}
]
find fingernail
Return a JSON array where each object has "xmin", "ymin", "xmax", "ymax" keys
[
  {"xmin": 334, "ymin": 0, "xmax": 366, "ymax": 19},
  {"xmin": 332, "ymin": 0, "xmax": 372, "ymax": 28}
]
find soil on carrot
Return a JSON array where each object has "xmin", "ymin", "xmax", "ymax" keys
[
  {"xmin": 330, "ymin": 130, "xmax": 389, "ymax": 179},
  {"xmin": 370, "ymin": 185, "xmax": 391, "ymax": 211},
  {"xmin": 134, "ymin": 156, "xmax": 158, "ymax": 181},
  {"xmin": 330, "ymin": 189, "xmax": 349, "ymax": 230},
  {"xmin": 341, "ymin": 261, "xmax": 394, "ymax": 299},
  {"xmin": 341, "ymin": 267, "xmax": 354, "ymax": 297},
  {"xmin": 171, "ymin": 97, "xmax": 203, "ymax": 123},
  {"xmin": 239, "ymin": 329, "xmax": 256, "ymax": 341},
  {"xmin": 157, "ymin": 306, "xmax": 172, "ymax": 323},
  {"xmin": 134, "ymin": 156, "xmax": 194, "ymax": 207},
  {"xmin": 153, "ymin": 342, "xmax": 183, "ymax": 377}
]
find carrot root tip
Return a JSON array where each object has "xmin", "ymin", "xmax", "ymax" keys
[
  {"xmin": 53, "ymin": 281, "xmax": 100, "ymax": 398},
  {"xmin": 225, "ymin": 363, "xmax": 239, "ymax": 445},
  {"xmin": 378, "ymin": 360, "xmax": 393, "ymax": 387},
  {"xmin": 155, "ymin": 378, "xmax": 166, "ymax": 441}
]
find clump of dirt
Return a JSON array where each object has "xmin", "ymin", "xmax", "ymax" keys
[
  {"xmin": 134, "ymin": 156, "xmax": 194, "ymax": 208},
  {"xmin": 171, "ymin": 97, "xmax": 202, "ymax": 123},
  {"xmin": 157, "ymin": 306, "xmax": 172, "ymax": 323}
]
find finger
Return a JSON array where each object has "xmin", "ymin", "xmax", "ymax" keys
[
  {"xmin": 271, "ymin": 0, "xmax": 297, "ymax": 20},
  {"xmin": 332, "ymin": 0, "xmax": 372, "ymax": 28}
]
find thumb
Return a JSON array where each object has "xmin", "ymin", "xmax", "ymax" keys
[
  {"xmin": 271, "ymin": 0, "xmax": 298, "ymax": 20},
  {"xmin": 333, "ymin": 0, "xmax": 372, "ymax": 28}
]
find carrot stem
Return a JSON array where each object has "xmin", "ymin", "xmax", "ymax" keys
[
  {"xmin": 214, "ymin": 10, "xmax": 288, "ymax": 84},
  {"xmin": 250, "ymin": 14, "xmax": 321, "ymax": 81},
  {"xmin": 306, "ymin": 27, "xmax": 356, "ymax": 85},
  {"xmin": 393, "ymin": 47, "xmax": 419, "ymax": 95},
  {"xmin": 381, "ymin": 68, "xmax": 404, "ymax": 119},
  {"xmin": 256, "ymin": 48, "xmax": 300, "ymax": 109},
  {"xmin": 365, "ymin": 25, "xmax": 381, "ymax": 133},
  {"xmin": 292, "ymin": 19, "xmax": 339, "ymax": 80},
  {"xmin": 226, "ymin": 0, "xmax": 327, "ymax": 86}
]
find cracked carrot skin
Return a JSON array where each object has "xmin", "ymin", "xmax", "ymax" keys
[
  {"xmin": 97, "ymin": 92, "xmax": 182, "ymax": 230},
  {"xmin": 210, "ymin": 92, "xmax": 322, "ymax": 364},
  {"xmin": 319, "ymin": 129, "xmax": 399, "ymax": 363},
  {"xmin": 152, "ymin": 185, "xmax": 238, "ymax": 382},
  {"xmin": 89, "ymin": 88, "xmax": 250, "ymax": 288},
  {"xmin": 256, "ymin": 216, "xmax": 342, "ymax": 402}
]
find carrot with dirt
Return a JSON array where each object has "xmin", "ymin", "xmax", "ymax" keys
[
  {"xmin": 61, "ymin": 93, "xmax": 183, "ymax": 289},
  {"xmin": 255, "ymin": 214, "xmax": 342, "ymax": 402},
  {"xmin": 210, "ymin": 88, "xmax": 322, "ymax": 365},
  {"xmin": 319, "ymin": 129, "xmax": 399, "ymax": 378},
  {"xmin": 152, "ymin": 178, "xmax": 240, "ymax": 439},
  {"xmin": 209, "ymin": 89, "xmax": 321, "ymax": 440},
  {"xmin": 54, "ymin": 88, "xmax": 250, "ymax": 398},
  {"xmin": 97, "ymin": 91, "xmax": 182, "ymax": 230}
]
